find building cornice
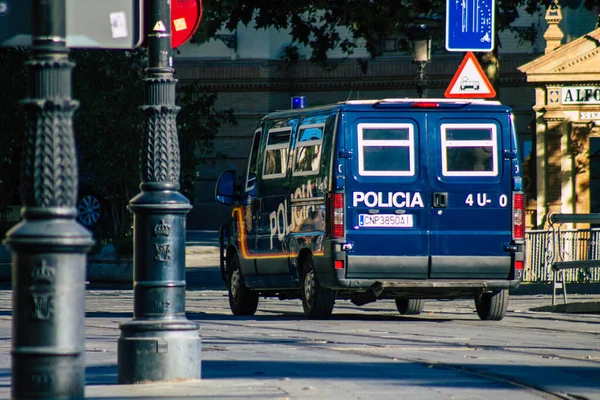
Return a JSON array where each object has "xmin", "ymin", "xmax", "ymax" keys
[{"xmin": 174, "ymin": 54, "xmax": 535, "ymax": 92}]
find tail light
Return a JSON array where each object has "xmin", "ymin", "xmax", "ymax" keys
[
  {"xmin": 512, "ymin": 192, "xmax": 525, "ymax": 240},
  {"xmin": 515, "ymin": 261, "xmax": 523, "ymax": 270},
  {"xmin": 412, "ymin": 102, "xmax": 440, "ymax": 108},
  {"xmin": 328, "ymin": 193, "xmax": 345, "ymax": 238}
]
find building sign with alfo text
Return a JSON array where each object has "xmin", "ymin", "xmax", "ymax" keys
[{"xmin": 562, "ymin": 86, "xmax": 600, "ymax": 105}]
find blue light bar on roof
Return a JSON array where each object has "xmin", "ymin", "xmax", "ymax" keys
[{"xmin": 291, "ymin": 96, "xmax": 306, "ymax": 109}]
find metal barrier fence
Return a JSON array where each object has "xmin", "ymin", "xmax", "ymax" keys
[{"xmin": 524, "ymin": 228, "xmax": 600, "ymax": 283}]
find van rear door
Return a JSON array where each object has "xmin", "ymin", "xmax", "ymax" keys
[
  {"xmin": 344, "ymin": 113, "xmax": 430, "ymax": 279},
  {"xmin": 428, "ymin": 114, "xmax": 513, "ymax": 278}
]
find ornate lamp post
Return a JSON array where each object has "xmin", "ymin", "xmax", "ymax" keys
[
  {"xmin": 117, "ymin": 0, "xmax": 201, "ymax": 383},
  {"xmin": 407, "ymin": 24, "xmax": 432, "ymax": 98},
  {"xmin": 4, "ymin": 0, "xmax": 94, "ymax": 398}
]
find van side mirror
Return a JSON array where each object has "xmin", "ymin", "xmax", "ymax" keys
[{"xmin": 215, "ymin": 170, "xmax": 237, "ymax": 205}]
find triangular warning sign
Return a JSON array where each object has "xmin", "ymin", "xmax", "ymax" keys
[
  {"xmin": 444, "ymin": 52, "xmax": 496, "ymax": 99},
  {"xmin": 153, "ymin": 21, "xmax": 166, "ymax": 32}
]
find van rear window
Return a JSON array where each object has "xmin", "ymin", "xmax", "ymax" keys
[
  {"xmin": 357, "ymin": 123, "xmax": 415, "ymax": 177},
  {"xmin": 263, "ymin": 128, "xmax": 291, "ymax": 179},
  {"xmin": 441, "ymin": 124, "xmax": 498, "ymax": 177}
]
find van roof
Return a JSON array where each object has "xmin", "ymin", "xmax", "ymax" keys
[
  {"xmin": 264, "ymin": 98, "xmax": 509, "ymax": 120},
  {"xmin": 344, "ymin": 98, "xmax": 501, "ymax": 105}
]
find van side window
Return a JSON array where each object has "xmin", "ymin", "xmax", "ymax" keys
[
  {"xmin": 357, "ymin": 123, "xmax": 415, "ymax": 177},
  {"xmin": 245, "ymin": 129, "xmax": 262, "ymax": 192},
  {"xmin": 293, "ymin": 124, "xmax": 324, "ymax": 176},
  {"xmin": 441, "ymin": 124, "xmax": 498, "ymax": 177},
  {"xmin": 263, "ymin": 128, "xmax": 291, "ymax": 179}
]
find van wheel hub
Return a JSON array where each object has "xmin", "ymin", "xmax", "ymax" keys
[
  {"xmin": 303, "ymin": 270, "xmax": 315, "ymax": 306},
  {"xmin": 230, "ymin": 270, "xmax": 241, "ymax": 300}
]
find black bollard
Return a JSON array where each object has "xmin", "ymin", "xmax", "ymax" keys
[
  {"xmin": 117, "ymin": 0, "xmax": 201, "ymax": 383},
  {"xmin": 4, "ymin": 0, "xmax": 94, "ymax": 398}
]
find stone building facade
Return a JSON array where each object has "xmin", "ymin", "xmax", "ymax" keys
[{"xmin": 519, "ymin": 5, "xmax": 600, "ymax": 227}]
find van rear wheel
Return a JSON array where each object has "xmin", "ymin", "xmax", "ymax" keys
[
  {"xmin": 301, "ymin": 255, "xmax": 336, "ymax": 319},
  {"xmin": 228, "ymin": 254, "xmax": 259, "ymax": 316},
  {"xmin": 395, "ymin": 298, "xmax": 425, "ymax": 315},
  {"xmin": 475, "ymin": 289, "xmax": 508, "ymax": 321}
]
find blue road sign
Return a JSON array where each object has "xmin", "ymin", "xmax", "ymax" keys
[{"xmin": 446, "ymin": 0, "xmax": 495, "ymax": 52}]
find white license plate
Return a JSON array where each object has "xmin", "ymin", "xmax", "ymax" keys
[{"xmin": 358, "ymin": 214, "xmax": 414, "ymax": 228}]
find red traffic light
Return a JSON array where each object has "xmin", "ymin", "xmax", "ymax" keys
[{"xmin": 171, "ymin": 0, "xmax": 202, "ymax": 49}]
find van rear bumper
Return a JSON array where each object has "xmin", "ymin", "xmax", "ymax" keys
[
  {"xmin": 330, "ymin": 278, "xmax": 519, "ymax": 300},
  {"xmin": 318, "ymin": 276, "xmax": 520, "ymax": 292},
  {"xmin": 313, "ymin": 241, "xmax": 520, "ymax": 294}
]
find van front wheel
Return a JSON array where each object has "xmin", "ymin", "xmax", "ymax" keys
[
  {"xmin": 395, "ymin": 298, "xmax": 425, "ymax": 315},
  {"xmin": 228, "ymin": 255, "xmax": 259, "ymax": 316},
  {"xmin": 475, "ymin": 289, "xmax": 508, "ymax": 321},
  {"xmin": 301, "ymin": 256, "xmax": 336, "ymax": 319}
]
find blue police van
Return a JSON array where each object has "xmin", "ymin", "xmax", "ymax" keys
[{"xmin": 215, "ymin": 98, "xmax": 525, "ymax": 321}]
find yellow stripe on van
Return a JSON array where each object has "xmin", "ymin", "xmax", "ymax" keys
[{"xmin": 232, "ymin": 206, "xmax": 324, "ymax": 260}]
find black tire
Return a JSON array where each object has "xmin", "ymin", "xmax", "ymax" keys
[
  {"xmin": 475, "ymin": 289, "xmax": 509, "ymax": 321},
  {"xmin": 301, "ymin": 255, "xmax": 336, "ymax": 319},
  {"xmin": 228, "ymin": 254, "xmax": 259, "ymax": 316},
  {"xmin": 395, "ymin": 298, "xmax": 425, "ymax": 315}
]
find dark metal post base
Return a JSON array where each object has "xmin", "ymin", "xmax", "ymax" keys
[
  {"xmin": 8, "ymin": 218, "xmax": 93, "ymax": 398},
  {"xmin": 118, "ymin": 320, "xmax": 200, "ymax": 383},
  {"xmin": 117, "ymin": 190, "xmax": 200, "ymax": 383}
]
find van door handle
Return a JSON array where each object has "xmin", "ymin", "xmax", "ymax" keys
[{"xmin": 433, "ymin": 192, "xmax": 448, "ymax": 208}]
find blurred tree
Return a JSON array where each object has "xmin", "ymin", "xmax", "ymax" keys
[
  {"xmin": 0, "ymin": 48, "xmax": 28, "ymax": 237},
  {"xmin": 0, "ymin": 48, "xmax": 236, "ymax": 242},
  {"xmin": 176, "ymin": 84, "xmax": 236, "ymax": 204},
  {"xmin": 70, "ymin": 49, "xmax": 145, "ymax": 242}
]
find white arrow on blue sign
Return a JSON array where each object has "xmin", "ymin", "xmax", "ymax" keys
[{"xmin": 445, "ymin": 0, "xmax": 495, "ymax": 52}]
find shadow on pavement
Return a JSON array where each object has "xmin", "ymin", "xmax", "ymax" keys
[
  {"xmin": 200, "ymin": 360, "xmax": 600, "ymax": 386},
  {"xmin": 185, "ymin": 311, "xmax": 445, "ymax": 323},
  {"xmin": 86, "ymin": 311, "xmax": 132, "ymax": 318},
  {"xmin": 86, "ymin": 365, "xmax": 119, "ymax": 385},
  {"xmin": 81, "ymin": 361, "xmax": 600, "ymax": 392},
  {"xmin": 186, "ymin": 267, "xmax": 225, "ymax": 291}
]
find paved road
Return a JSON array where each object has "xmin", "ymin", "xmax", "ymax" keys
[
  {"xmin": 0, "ymin": 289, "xmax": 599, "ymax": 399},
  {"xmin": 1, "ymin": 230, "xmax": 599, "ymax": 398}
]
